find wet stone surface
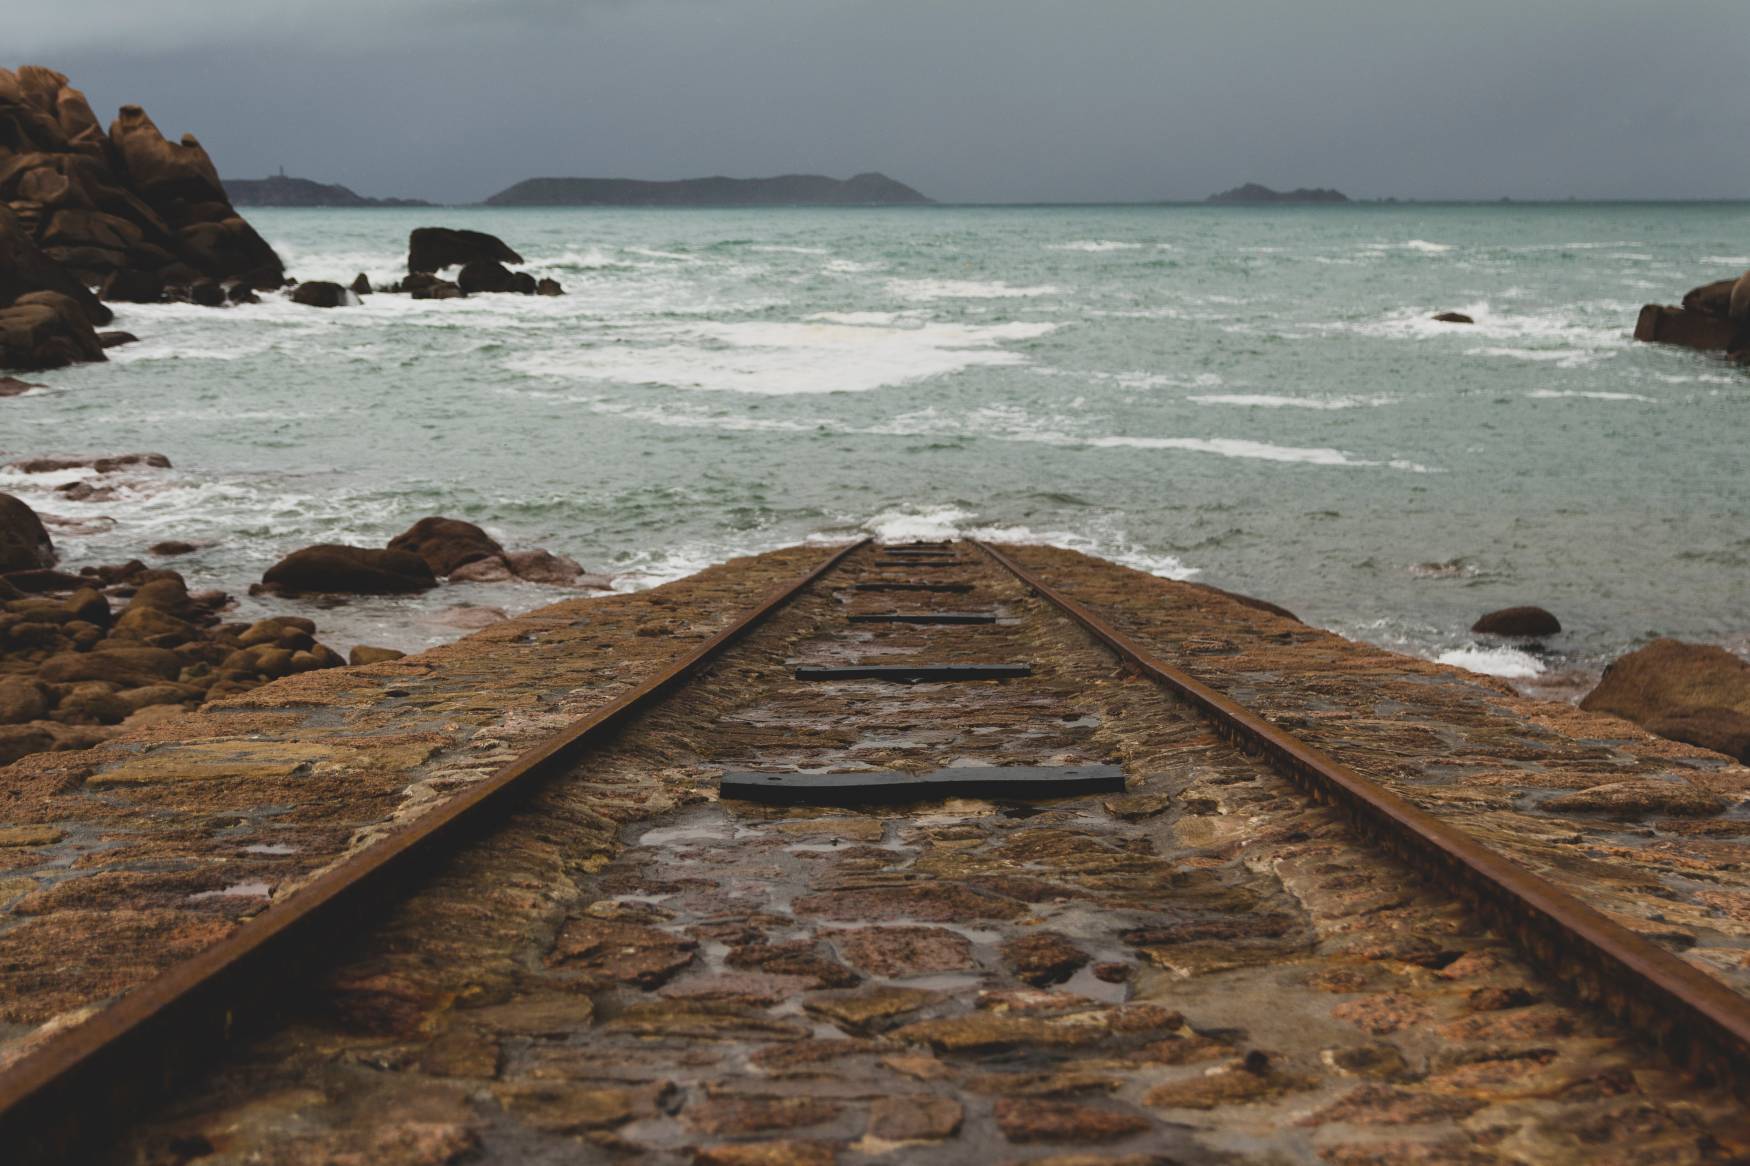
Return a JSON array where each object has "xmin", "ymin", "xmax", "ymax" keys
[{"xmin": 70, "ymin": 543, "xmax": 1750, "ymax": 1162}]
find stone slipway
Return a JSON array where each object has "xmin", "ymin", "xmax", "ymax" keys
[{"xmin": 1, "ymin": 542, "xmax": 1746, "ymax": 1069}]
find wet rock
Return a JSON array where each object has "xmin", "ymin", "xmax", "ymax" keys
[
  {"xmin": 97, "ymin": 330, "xmax": 138, "ymax": 348},
  {"xmin": 290, "ymin": 280, "xmax": 348, "ymax": 308},
  {"xmin": 834, "ymin": 926, "xmax": 973, "ymax": 978},
  {"xmin": 866, "ymin": 1095, "xmax": 962, "ymax": 1142},
  {"xmin": 8, "ymin": 452, "xmax": 170, "ymax": 473},
  {"xmin": 0, "ymin": 724, "xmax": 55, "ymax": 765},
  {"xmin": 548, "ymin": 917, "xmax": 697, "ymax": 987},
  {"xmin": 993, "ymin": 1098, "xmax": 1150, "ymax": 1143},
  {"xmin": 0, "ymin": 291, "xmax": 107, "ymax": 370},
  {"xmin": 407, "ymin": 227, "xmax": 523, "ymax": 274},
  {"xmin": 793, "ymin": 881, "xmax": 1027, "ymax": 922},
  {"xmin": 387, "ymin": 516, "xmax": 506, "ymax": 577},
  {"xmin": 98, "ymin": 268, "xmax": 164, "ymax": 303},
  {"xmin": 1142, "ymin": 1060, "xmax": 1302, "ymax": 1110},
  {"xmin": 1580, "ymin": 638, "xmax": 1750, "ymax": 762},
  {"xmin": 893, "ymin": 1014, "xmax": 1107, "ymax": 1053},
  {"xmin": 726, "ymin": 939, "xmax": 861, "ymax": 988},
  {"xmin": 802, "ymin": 986, "xmax": 937, "ymax": 1034},
  {"xmin": 1542, "ymin": 779, "xmax": 1728, "ymax": 819},
  {"xmin": 1633, "ymin": 303, "xmax": 1740, "ymax": 352},
  {"xmin": 447, "ymin": 557, "xmax": 514, "ymax": 583},
  {"xmin": 1471, "ymin": 606, "xmax": 1560, "ymax": 637},
  {"xmin": 1432, "ymin": 311, "xmax": 1475, "ymax": 324},
  {"xmin": 692, "ymin": 1142, "xmax": 838, "ymax": 1166},
  {"xmin": 39, "ymin": 645, "xmax": 180, "ymax": 687},
  {"xmin": 536, "ymin": 277, "xmax": 563, "ymax": 296},
  {"xmin": 410, "ymin": 279, "xmax": 463, "ymax": 301},
  {"xmin": 0, "ymin": 493, "xmax": 56, "ymax": 571},
  {"xmin": 1298, "ymin": 1084, "xmax": 1485, "ymax": 1127},
  {"xmin": 350, "ymin": 645, "xmax": 406, "ymax": 666},
  {"xmin": 0, "ymin": 376, "xmax": 45, "ymax": 397},
  {"xmin": 259, "ymin": 544, "xmax": 437, "ymax": 596},
  {"xmin": 684, "ymin": 1096, "xmax": 840, "ymax": 1136},
  {"xmin": 456, "ymin": 259, "xmax": 521, "ymax": 295},
  {"xmin": 350, "ymin": 272, "xmax": 372, "ymax": 295},
  {"xmin": 492, "ymin": 1082, "xmax": 635, "ymax": 1132},
  {"xmin": 1001, "ymin": 931, "xmax": 1091, "ymax": 986},
  {"xmin": 148, "ymin": 540, "xmax": 198, "ymax": 556},
  {"xmin": 0, "ymin": 676, "xmax": 51, "ymax": 724},
  {"xmin": 187, "ymin": 279, "xmax": 225, "ymax": 307},
  {"xmin": 506, "ymin": 548, "xmax": 585, "ymax": 585}
]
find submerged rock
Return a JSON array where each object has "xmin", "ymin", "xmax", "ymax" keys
[
  {"xmin": 259, "ymin": 544, "xmax": 437, "ymax": 595},
  {"xmin": 505, "ymin": 548, "xmax": 584, "ymax": 585},
  {"xmin": 1580, "ymin": 638, "xmax": 1750, "ymax": 762},
  {"xmin": 1431, "ymin": 311, "xmax": 1474, "ymax": 324},
  {"xmin": 1471, "ymin": 606, "xmax": 1560, "ymax": 637}
]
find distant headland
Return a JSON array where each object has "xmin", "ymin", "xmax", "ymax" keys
[
  {"xmin": 484, "ymin": 172, "xmax": 931, "ymax": 207},
  {"xmin": 224, "ymin": 174, "xmax": 431, "ymax": 208},
  {"xmin": 1206, "ymin": 183, "xmax": 1350, "ymax": 205}
]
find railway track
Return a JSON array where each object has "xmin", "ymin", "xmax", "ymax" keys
[{"xmin": 3, "ymin": 538, "xmax": 1748, "ymax": 1163}]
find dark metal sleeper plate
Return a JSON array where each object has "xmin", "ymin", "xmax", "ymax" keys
[
  {"xmin": 847, "ymin": 612, "xmax": 997, "ymax": 624},
  {"xmin": 853, "ymin": 582, "xmax": 974, "ymax": 593},
  {"xmin": 721, "ymin": 764, "xmax": 1125, "ymax": 804},
  {"xmin": 795, "ymin": 663, "xmax": 1030, "ymax": 682}
]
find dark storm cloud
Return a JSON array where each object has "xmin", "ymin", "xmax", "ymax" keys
[{"xmin": 16, "ymin": 0, "xmax": 1749, "ymax": 203}]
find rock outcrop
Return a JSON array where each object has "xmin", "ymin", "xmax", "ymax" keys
[
  {"xmin": 0, "ymin": 63, "xmax": 285, "ymax": 358},
  {"xmin": 1580, "ymin": 639, "xmax": 1750, "ymax": 762},
  {"xmin": 407, "ymin": 227, "xmax": 523, "ymax": 274},
  {"xmin": 258, "ymin": 545, "xmax": 438, "ymax": 596},
  {"xmin": 1633, "ymin": 270, "xmax": 1750, "ymax": 363}
]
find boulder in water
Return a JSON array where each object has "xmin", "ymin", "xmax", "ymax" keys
[
  {"xmin": 0, "ymin": 290, "xmax": 107, "ymax": 371},
  {"xmin": 1580, "ymin": 638, "xmax": 1750, "ymax": 763},
  {"xmin": 1732, "ymin": 271, "xmax": 1750, "ymax": 321},
  {"xmin": 1431, "ymin": 311, "xmax": 1474, "ymax": 324},
  {"xmin": 457, "ymin": 259, "xmax": 518, "ymax": 294},
  {"xmin": 350, "ymin": 272, "xmax": 372, "ymax": 295},
  {"xmin": 0, "ymin": 493, "xmax": 55, "ymax": 571},
  {"xmin": 536, "ymin": 277, "xmax": 563, "ymax": 296},
  {"xmin": 1471, "ymin": 606, "xmax": 1561, "ymax": 637},
  {"xmin": 1633, "ymin": 304, "xmax": 1739, "ymax": 351},
  {"xmin": 259, "ymin": 544, "xmax": 437, "ymax": 595},
  {"xmin": 506, "ymin": 548, "xmax": 585, "ymax": 585},
  {"xmin": 290, "ymin": 280, "xmax": 349, "ymax": 308},
  {"xmin": 0, "ymin": 375, "xmax": 45, "ymax": 397},
  {"xmin": 98, "ymin": 330, "xmax": 138, "ymax": 348},
  {"xmin": 407, "ymin": 227, "xmax": 523, "ymax": 274},
  {"xmin": 387, "ymin": 516, "xmax": 506, "ymax": 576}
]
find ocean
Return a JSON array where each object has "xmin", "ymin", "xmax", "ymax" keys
[{"xmin": 2, "ymin": 203, "xmax": 1746, "ymax": 689}]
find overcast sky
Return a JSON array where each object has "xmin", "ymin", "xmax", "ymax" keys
[{"xmin": 16, "ymin": 0, "xmax": 1749, "ymax": 204}]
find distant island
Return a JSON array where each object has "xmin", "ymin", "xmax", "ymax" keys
[
  {"xmin": 224, "ymin": 174, "xmax": 431, "ymax": 208},
  {"xmin": 485, "ymin": 172, "xmax": 931, "ymax": 207},
  {"xmin": 1206, "ymin": 183, "xmax": 1349, "ymax": 205}
]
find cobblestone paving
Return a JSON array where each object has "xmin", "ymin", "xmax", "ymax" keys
[
  {"xmin": 1001, "ymin": 546, "xmax": 1750, "ymax": 996},
  {"xmin": 106, "ymin": 544, "xmax": 1750, "ymax": 1165},
  {"xmin": 0, "ymin": 547, "xmax": 829, "ymax": 1057}
]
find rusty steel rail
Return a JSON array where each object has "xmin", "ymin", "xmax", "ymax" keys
[
  {"xmin": 974, "ymin": 539, "xmax": 1750, "ymax": 1088},
  {"xmin": 0, "ymin": 538, "xmax": 869, "ymax": 1164}
]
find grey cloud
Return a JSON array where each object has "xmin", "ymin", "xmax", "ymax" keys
[{"xmin": 17, "ymin": 0, "xmax": 1750, "ymax": 203}]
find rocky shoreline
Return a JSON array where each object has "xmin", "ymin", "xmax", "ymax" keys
[
  {"xmin": 1, "ymin": 474, "xmax": 611, "ymax": 770},
  {"xmin": 1, "ymin": 64, "xmax": 563, "ymax": 375}
]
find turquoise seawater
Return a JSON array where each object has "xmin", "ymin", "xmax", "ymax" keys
[{"xmin": 2, "ymin": 204, "xmax": 1746, "ymax": 680}]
